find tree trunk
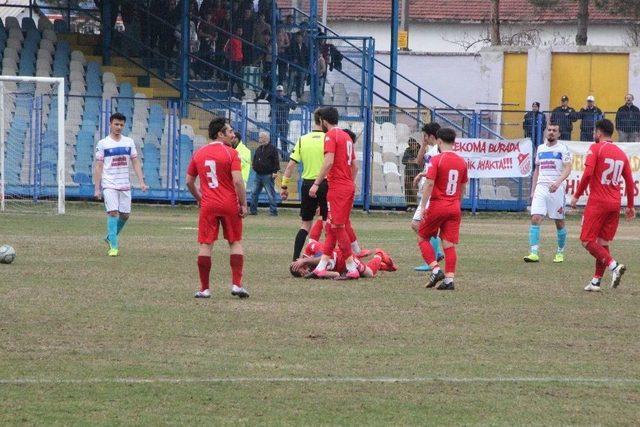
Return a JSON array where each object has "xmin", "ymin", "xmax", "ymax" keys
[
  {"xmin": 576, "ymin": 0, "xmax": 589, "ymax": 45},
  {"xmin": 491, "ymin": 0, "xmax": 501, "ymax": 45}
]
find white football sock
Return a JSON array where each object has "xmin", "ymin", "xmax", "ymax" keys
[{"xmin": 351, "ymin": 241, "xmax": 361, "ymax": 254}]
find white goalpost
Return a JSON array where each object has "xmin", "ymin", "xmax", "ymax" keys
[{"xmin": 0, "ymin": 76, "xmax": 65, "ymax": 214}]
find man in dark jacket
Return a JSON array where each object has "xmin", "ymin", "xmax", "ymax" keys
[
  {"xmin": 268, "ymin": 85, "xmax": 297, "ymax": 159},
  {"xmin": 551, "ymin": 95, "xmax": 577, "ymax": 140},
  {"xmin": 615, "ymin": 94, "xmax": 640, "ymax": 142},
  {"xmin": 286, "ymin": 31, "xmax": 309, "ymax": 99},
  {"xmin": 578, "ymin": 95, "xmax": 603, "ymax": 141},
  {"xmin": 523, "ymin": 101, "xmax": 547, "ymax": 145},
  {"xmin": 250, "ymin": 131, "xmax": 280, "ymax": 216}
]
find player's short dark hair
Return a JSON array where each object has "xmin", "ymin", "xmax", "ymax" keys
[
  {"xmin": 234, "ymin": 131, "xmax": 242, "ymax": 141},
  {"xmin": 110, "ymin": 112, "xmax": 126, "ymax": 123},
  {"xmin": 208, "ymin": 117, "xmax": 228, "ymax": 140},
  {"xmin": 437, "ymin": 127, "xmax": 456, "ymax": 144},
  {"xmin": 313, "ymin": 108, "xmax": 322, "ymax": 125},
  {"xmin": 421, "ymin": 122, "xmax": 441, "ymax": 137},
  {"xmin": 547, "ymin": 120, "xmax": 560, "ymax": 128},
  {"xmin": 343, "ymin": 129, "xmax": 357, "ymax": 144},
  {"xmin": 289, "ymin": 263, "xmax": 303, "ymax": 277},
  {"xmin": 317, "ymin": 106, "xmax": 339, "ymax": 125},
  {"xmin": 595, "ymin": 119, "xmax": 614, "ymax": 137}
]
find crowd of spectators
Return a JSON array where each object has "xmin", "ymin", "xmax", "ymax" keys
[
  {"xmin": 523, "ymin": 94, "xmax": 640, "ymax": 143},
  {"xmin": 107, "ymin": 0, "xmax": 343, "ymax": 101}
]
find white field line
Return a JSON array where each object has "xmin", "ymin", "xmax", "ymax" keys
[{"xmin": 1, "ymin": 376, "xmax": 639, "ymax": 386}]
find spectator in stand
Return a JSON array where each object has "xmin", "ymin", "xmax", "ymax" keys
[
  {"xmin": 258, "ymin": 0, "xmax": 273, "ymax": 19},
  {"xmin": 241, "ymin": 8, "xmax": 255, "ymax": 65},
  {"xmin": 522, "ymin": 101, "xmax": 547, "ymax": 145},
  {"xmin": 615, "ymin": 94, "xmax": 640, "ymax": 142},
  {"xmin": 231, "ymin": 1, "xmax": 242, "ymax": 30},
  {"xmin": 551, "ymin": 95, "xmax": 577, "ymax": 140},
  {"xmin": 401, "ymin": 137, "xmax": 421, "ymax": 206},
  {"xmin": 328, "ymin": 42, "xmax": 343, "ymax": 72},
  {"xmin": 268, "ymin": 85, "xmax": 296, "ymax": 159},
  {"xmin": 276, "ymin": 27, "xmax": 290, "ymax": 85},
  {"xmin": 250, "ymin": 131, "xmax": 280, "ymax": 216},
  {"xmin": 196, "ymin": 14, "xmax": 218, "ymax": 79},
  {"xmin": 253, "ymin": 14, "xmax": 271, "ymax": 54},
  {"xmin": 224, "ymin": 26, "xmax": 245, "ymax": 98},
  {"xmin": 199, "ymin": 0, "xmax": 216, "ymax": 18},
  {"xmin": 317, "ymin": 51, "xmax": 327, "ymax": 101},
  {"xmin": 212, "ymin": 0, "xmax": 226, "ymax": 25},
  {"xmin": 578, "ymin": 95, "xmax": 603, "ymax": 142},
  {"xmin": 287, "ymin": 31, "xmax": 309, "ymax": 99},
  {"xmin": 256, "ymin": 31, "xmax": 275, "ymax": 100},
  {"xmin": 284, "ymin": 14, "xmax": 296, "ymax": 33}
]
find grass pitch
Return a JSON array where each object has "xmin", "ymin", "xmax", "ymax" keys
[{"xmin": 1, "ymin": 203, "xmax": 639, "ymax": 425}]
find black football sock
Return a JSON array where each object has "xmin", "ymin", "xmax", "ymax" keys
[{"xmin": 293, "ymin": 229, "xmax": 309, "ymax": 261}]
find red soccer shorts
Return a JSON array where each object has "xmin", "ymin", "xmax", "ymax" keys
[
  {"xmin": 580, "ymin": 204, "xmax": 620, "ymax": 242},
  {"xmin": 198, "ymin": 206, "xmax": 243, "ymax": 244},
  {"xmin": 418, "ymin": 205, "xmax": 462, "ymax": 244},
  {"xmin": 327, "ymin": 188, "xmax": 354, "ymax": 226}
]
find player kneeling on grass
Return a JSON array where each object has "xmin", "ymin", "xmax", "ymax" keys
[
  {"xmin": 290, "ymin": 240, "xmax": 397, "ymax": 279},
  {"xmin": 93, "ymin": 113, "xmax": 148, "ymax": 257},
  {"xmin": 416, "ymin": 128, "xmax": 468, "ymax": 290},
  {"xmin": 524, "ymin": 122, "xmax": 572, "ymax": 263},
  {"xmin": 570, "ymin": 119, "xmax": 635, "ymax": 292},
  {"xmin": 186, "ymin": 117, "xmax": 250, "ymax": 299}
]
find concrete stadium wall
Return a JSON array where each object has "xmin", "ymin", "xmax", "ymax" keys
[{"xmin": 329, "ymin": 21, "xmax": 636, "ymax": 54}]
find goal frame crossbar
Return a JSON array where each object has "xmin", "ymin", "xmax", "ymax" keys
[{"xmin": 0, "ymin": 75, "xmax": 65, "ymax": 214}]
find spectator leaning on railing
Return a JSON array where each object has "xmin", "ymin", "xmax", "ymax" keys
[
  {"xmin": 551, "ymin": 95, "xmax": 577, "ymax": 140},
  {"xmin": 523, "ymin": 101, "xmax": 547, "ymax": 145},
  {"xmin": 578, "ymin": 96, "xmax": 603, "ymax": 142},
  {"xmin": 287, "ymin": 31, "xmax": 309, "ymax": 99},
  {"xmin": 615, "ymin": 94, "xmax": 640, "ymax": 142}
]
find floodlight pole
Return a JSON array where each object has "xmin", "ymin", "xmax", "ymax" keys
[{"xmin": 390, "ymin": 0, "xmax": 399, "ymax": 123}]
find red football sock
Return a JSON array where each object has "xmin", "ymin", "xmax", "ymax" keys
[
  {"xmin": 336, "ymin": 227, "xmax": 353, "ymax": 259},
  {"xmin": 367, "ymin": 257, "xmax": 382, "ymax": 275},
  {"xmin": 594, "ymin": 246, "xmax": 609, "ymax": 279},
  {"xmin": 419, "ymin": 240, "xmax": 436, "ymax": 265},
  {"xmin": 323, "ymin": 226, "xmax": 337, "ymax": 257},
  {"xmin": 345, "ymin": 220, "xmax": 357, "ymax": 243},
  {"xmin": 230, "ymin": 254, "xmax": 243, "ymax": 286},
  {"xmin": 310, "ymin": 219, "xmax": 324, "ymax": 241},
  {"xmin": 443, "ymin": 246, "xmax": 457, "ymax": 275},
  {"xmin": 197, "ymin": 256, "xmax": 211, "ymax": 292},
  {"xmin": 585, "ymin": 241, "xmax": 613, "ymax": 266}
]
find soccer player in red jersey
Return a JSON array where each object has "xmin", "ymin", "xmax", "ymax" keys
[
  {"xmin": 570, "ymin": 119, "xmax": 635, "ymax": 291},
  {"xmin": 308, "ymin": 107, "xmax": 361, "ymax": 279},
  {"xmin": 186, "ymin": 118, "xmax": 250, "ymax": 299},
  {"xmin": 417, "ymin": 128, "xmax": 469, "ymax": 290}
]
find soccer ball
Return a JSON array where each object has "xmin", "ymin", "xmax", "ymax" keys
[{"xmin": 0, "ymin": 245, "xmax": 16, "ymax": 264}]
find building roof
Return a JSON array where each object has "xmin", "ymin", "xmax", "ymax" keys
[{"xmin": 278, "ymin": 0, "xmax": 629, "ymax": 24}]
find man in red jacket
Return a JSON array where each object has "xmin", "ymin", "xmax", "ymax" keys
[{"xmin": 224, "ymin": 27, "xmax": 245, "ymax": 98}]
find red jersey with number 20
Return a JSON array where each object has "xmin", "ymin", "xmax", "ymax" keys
[
  {"xmin": 325, "ymin": 127, "xmax": 355, "ymax": 191},
  {"xmin": 187, "ymin": 141, "xmax": 241, "ymax": 214},
  {"xmin": 575, "ymin": 141, "xmax": 634, "ymax": 208},
  {"xmin": 426, "ymin": 151, "xmax": 469, "ymax": 208}
]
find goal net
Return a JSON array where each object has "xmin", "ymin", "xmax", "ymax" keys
[{"xmin": 0, "ymin": 76, "xmax": 65, "ymax": 214}]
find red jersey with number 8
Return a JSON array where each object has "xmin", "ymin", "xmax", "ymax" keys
[
  {"xmin": 187, "ymin": 141, "xmax": 241, "ymax": 214},
  {"xmin": 579, "ymin": 141, "xmax": 634, "ymax": 208},
  {"xmin": 426, "ymin": 151, "xmax": 469, "ymax": 208},
  {"xmin": 324, "ymin": 127, "xmax": 355, "ymax": 191}
]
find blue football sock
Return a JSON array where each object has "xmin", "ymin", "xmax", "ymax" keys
[
  {"xmin": 107, "ymin": 216, "xmax": 118, "ymax": 249},
  {"xmin": 556, "ymin": 227, "xmax": 567, "ymax": 252},
  {"xmin": 117, "ymin": 218, "xmax": 127, "ymax": 235},
  {"xmin": 529, "ymin": 224, "xmax": 540, "ymax": 254},
  {"xmin": 430, "ymin": 237, "xmax": 442, "ymax": 257}
]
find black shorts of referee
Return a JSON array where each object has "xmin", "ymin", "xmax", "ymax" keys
[{"xmin": 300, "ymin": 179, "xmax": 328, "ymax": 221}]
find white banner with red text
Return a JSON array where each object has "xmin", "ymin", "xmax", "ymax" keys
[
  {"xmin": 563, "ymin": 141, "xmax": 640, "ymax": 206},
  {"xmin": 452, "ymin": 138, "xmax": 533, "ymax": 179}
]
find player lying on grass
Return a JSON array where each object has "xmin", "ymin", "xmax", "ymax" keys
[{"xmin": 289, "ymin": 242, "xmax": 397, "ymax": 279}]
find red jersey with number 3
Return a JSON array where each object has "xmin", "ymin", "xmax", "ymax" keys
[
  {"xmin": 579, "ymin": 141, "xmax": 634, "ymax": 209},
  {"xmin": 187, "ymin": 141, "xmax": 241, "ymax": 214},
  {"xmin": 426, "ymin": 151, "xmax": 469, "ymax": 208},
  {"xmin": 325, "ymin": 127, "xmax": 355, "ymax": 191}
]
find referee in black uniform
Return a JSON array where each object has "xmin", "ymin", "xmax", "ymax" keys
[{"xmin": 281, "ymin": 109, "xmax": 328, "ymax": 261}]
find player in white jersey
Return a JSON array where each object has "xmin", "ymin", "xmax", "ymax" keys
[
  {"xmin": 411, "ymin": 122, "xmax": 444, "ymax": 271},
  {"xmin": 524, "ymin": 122, "xmax": 572, "ymax": 263},
  {"xmin": 93, "ymin": 113, "xmax": 148, "ymax": 257}
]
